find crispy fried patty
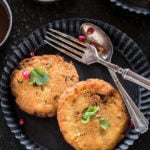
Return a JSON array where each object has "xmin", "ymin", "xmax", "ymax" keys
[
  {"xmin": 57, "ymin": 79, "xmax": 129, "ymax": 150},
  {"xmin": 10, "ymin": 55, "xmax": 79, "ymax": 117}
]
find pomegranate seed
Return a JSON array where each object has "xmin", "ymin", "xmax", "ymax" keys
[
  {"xmin": 78, "ymin": 35, "xmax": 86, "ymax": 42},
  {"xmin": 87, "ymin": 27, "xmax": 94, "ymax": 34},
  {"xmin": 130, "ymin": 119, "xmax": 134, "ymax": 128},
  {"xmin": 22, "ymin": 71, "xmax": 30, "ymax": 79},
  {"xmin": 90, "ymin": 42, "xmax": 96, "ymax": 48},
  {"xmin": 30, "ymin": 51, "xmax": 35, "ymax": 57},
  {"xmin": 18, "ymin": 118, "xmax": 25, "ymax": 126}
]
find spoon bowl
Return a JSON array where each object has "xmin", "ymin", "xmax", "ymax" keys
[{"xmin": 80, "ymin": 23, "xmax": 113, "ymax": 61}]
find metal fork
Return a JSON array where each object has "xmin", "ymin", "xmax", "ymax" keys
[{"xmin": 44, "ymin": 28, "xmax": 149, "ymax": 134}]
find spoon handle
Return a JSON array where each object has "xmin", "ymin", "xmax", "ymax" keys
[
  {"xmin": 121, "ymin": 69, "xmax": 150, "ymax": 90},
  {"xmin": 109, "ymin": 69, "xmax": 149, "ymax": 134},
  {"xmin": 95, "ymin": 51, "xmax": 150, "ymax": 90}
]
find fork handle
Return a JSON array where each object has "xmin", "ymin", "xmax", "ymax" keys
[
  {"xmin": 97, "ymin": 58, "xmax": 150, "ymax": 90},
  {"xmin": 121, "ymin": 69, "xmax": 150, "ymax": 90},
  {"xmin": 109, "ymin": 69, "xmax": 149, "ymax": 134}
]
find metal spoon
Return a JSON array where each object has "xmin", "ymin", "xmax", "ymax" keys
[{"xmin": 80, "ymin": 23, "xmax": 149, "ymax": 134}]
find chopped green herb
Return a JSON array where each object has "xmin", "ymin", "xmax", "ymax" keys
[
  {"xmin": 81, "ymin": 105, "xmax": 99, "ymax": 124},
  {"xmin": 29, "ymin": 67, "xmax": 50, "ymax": 86},
  {"xmin": 46, "ymin": 63, "xmax": 51, "ymax": 69},
  {"xmin": 81, "ymin": 116, "xmax": 90, "ymax": 124},
  {"xmin": 99, "ymin": 118, "xmax": 110, "ymax": 130}
]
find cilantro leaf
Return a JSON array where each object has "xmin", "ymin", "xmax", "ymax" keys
[
  {"xmin": 81, "ymin": 116, "xmax": 90, "ymax": 124},
  {"xmin": 99, "ymin": 118, "xmax": 110, "ymax": 130},
  {"xmin": 29, "ymin": 67, "xmax": 50, "ymax": 86},
  {"xmin": 81, "ymin": 105, "xmax": 99, "ymax": 124}
]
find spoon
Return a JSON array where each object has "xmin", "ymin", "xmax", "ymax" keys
[{"xmin": 80, "ymin": 23, "xmax": 149, "ymax": 134}]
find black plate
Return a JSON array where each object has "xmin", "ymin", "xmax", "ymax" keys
[
  {"xmin": 110, "ymin": 0, "xmax": 150, "ymax": 15},
  {"xmin": 0, "ymin": 18, "xmax": 150, "ymax": 150}
]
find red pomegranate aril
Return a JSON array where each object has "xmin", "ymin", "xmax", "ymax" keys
[
  {"xmin": 87, "ymin": 27, "xmax": 94, "ymax": 34},
  {"xmin": 30, "ymin": 51, "xmax": 35, "ymax": 57},
  {"xmin": 78, "ymin": 35, "xmax": 86, "ymax": 42},
  {"xmin": 18, "ymin": 118, "xmax": 25, "ymax": 126},
  {"xmin": 130, "ymin": 119, "xmax": 134, "ymax": 128},
  {"xmin": 90, "ymin": 42, "xmax": 96, "ymax": 48},
  {"xmin": 22, "ymin": 71, "xmax": 30, "ymax": 79}
]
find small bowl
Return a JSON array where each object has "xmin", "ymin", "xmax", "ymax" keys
[{"xmin": 0, "ymin": 0, "xmax": 12, "ymax": 47}]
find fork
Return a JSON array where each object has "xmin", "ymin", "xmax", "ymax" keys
[
  {"xmin": 44, "ymin": 28, "xmax": 149, "ymax": 133},
  {"xmin": 44, "ymin": 28, "xmax": 150, "ymax": 90}
]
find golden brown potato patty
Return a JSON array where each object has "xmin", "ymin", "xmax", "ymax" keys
[
  {"xmin": 57, "ymin": 79, "xmax": 129, "ymax": 150},
  {"xmin": 10, "ymin": 55, "xmax": 79, "ymax": 117}
]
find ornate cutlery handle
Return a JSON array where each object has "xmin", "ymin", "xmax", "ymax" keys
[
  {"xmin": 96, "ymin": 55, "xmax": 150, "ymax": 90},
  {"xmin": 109, "ymin": 69, "xmax": 149, "ymax": 134},
  {"xmin": 86, "ymin": 46, "xmax": 150, "ymax": 90},
  {"xmin": 84, "ymin": 46, "xmax": 150, "ymax": 90},
  {"xmin": 122, "ymin": 69, "xmax": 150, "ymax": 90}
]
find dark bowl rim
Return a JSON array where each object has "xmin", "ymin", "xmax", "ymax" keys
[{"xmin": 110, "ymin": 0, "xmax": 150, "ymax": 15}]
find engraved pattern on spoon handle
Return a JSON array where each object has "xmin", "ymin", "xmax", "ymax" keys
[
  {"xmin": 109, "ymin": 69, "xmax": 149, "ymax": 134},
  {"xmin": 122, "ymin": 69, "xmax": 150, "ymax": 91},
  {"xmin": 92, "ymin": 45, "xmax": 150, "ymax": 90}
]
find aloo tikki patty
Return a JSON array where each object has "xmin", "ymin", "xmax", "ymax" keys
[
  {"xmin": 10, "ymin": 55, "xmax": 79, "ymax": 117},
  {"xmin": 57, "ymin": 79, "xmax": 129, "ymax": 150}
]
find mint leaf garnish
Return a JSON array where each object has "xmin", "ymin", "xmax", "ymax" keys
[
  {"xmin": 81, "ymin": 105, "xmax": 99, "ymax": 124},
  {"xmin": 99, "ymin": 118, "xmax": 110, "ymax": 130},
  {"xmin": 29, "ymin": 67, "xmax": 50, "ymax": 86}
]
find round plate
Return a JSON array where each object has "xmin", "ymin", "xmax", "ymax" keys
[
  {"xmin": 0, "ymin": 18, "xmax": 150, "ymax": 150},
  {"xmin": 110, "ymin": 0, "xmax": 150, "ymax": 15}
]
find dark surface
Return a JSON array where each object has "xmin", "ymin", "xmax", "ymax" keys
[{"xmin": 0, "ymin": 0, "xmax": 150, "ymax": 150}]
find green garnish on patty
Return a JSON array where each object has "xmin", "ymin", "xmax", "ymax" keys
[
  {"xmin": 99, "ymin": 117, "xmax": 110, "ymax": 130},
  {"xmin": 81, "ymin": 105, "xmax": 110, "ymax": 130},
  {"xmin": 29, "ymin": 67, "xmax": 50, "ymax": 86},
  {"xmin": 81, "ymin": 105, "xmax": 99, "ymax": 123}
]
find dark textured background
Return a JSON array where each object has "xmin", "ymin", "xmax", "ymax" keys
[{"xmin": 0, "ymin": 0, "xmax": 150, "ymax": 149}]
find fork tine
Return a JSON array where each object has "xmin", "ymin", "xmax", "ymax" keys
[
  {"xmin": 47, "ymin": 31, "xmax": 86, "ymax": 52},
  {"xmin": 44, "ymin": 39, "xmax": 82, "ymax": 62},
  {"xmin": 45, "ymin": 35, "xmax": 83, "ymax": 56},
  {"xmin": 48, "ymin": 28, "xmax": 89, "ymax": 47}
]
